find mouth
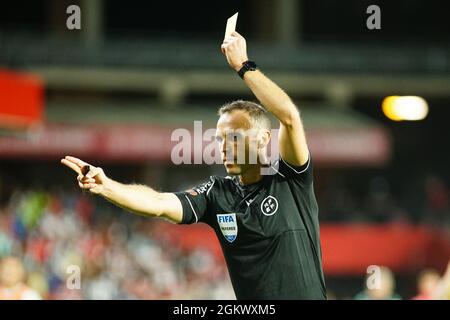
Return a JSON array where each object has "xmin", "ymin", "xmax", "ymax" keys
[
  {"xmin": 223, "ymin": 158, "xmax": 237, "ymax": 164},
  {"xmin": 223, "ymin": 159, "xmax": 238, "ymax": 168}
]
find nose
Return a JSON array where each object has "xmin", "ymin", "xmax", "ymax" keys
[
  {"xmin": 221, "ymin": 140, "xmax": 233, "ymax": 161},
  {"xmin": 220, "ymin": 139, "xmax": 227, "ymax": 153}
]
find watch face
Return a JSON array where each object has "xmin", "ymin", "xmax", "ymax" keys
[
  {"xmin": 238, "ymin": 61, "xmax": 257, "ymax": 78},
  {"xmin": 247, "ymin": 61, "xmax": 257, "ymax": 70}
]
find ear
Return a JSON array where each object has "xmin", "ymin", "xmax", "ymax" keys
[
  {"xmin": 257, "ymin": 130, "xmax": 271, "ymax": 166},
  {"xmin": 258, "ymin": 130, "xmax": 271, "ymax": 149}
]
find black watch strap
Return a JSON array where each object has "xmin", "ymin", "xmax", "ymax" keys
[{"xmin": 238, "ymin": 60, "xmax": 257, "ymax": 79}]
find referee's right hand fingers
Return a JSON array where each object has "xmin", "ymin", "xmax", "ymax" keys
[
  {"xmin": 78, "ymin": 180, "xmax": 98, "ymax": 190},
  {"xmin": 61, "ymin": 158, "xmax": 81, "ymax": 175},
  {"xmin": 61, "ymin": 156, "xmax": 92, "ymax": 175},
  {"xmin": 85, "ymin": 167, "xmax": 103, "ymax": 179},
  {"xmin": 77, "ymin": 175, "xmax": 96, "ymax": 184},
  {"xmin": 78, "ymin": 181, "xmax": 90, "ymax": 190}
]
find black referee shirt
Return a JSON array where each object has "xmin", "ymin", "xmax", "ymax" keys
[{"xmin": 175, "ymin": 155, "xmax": 326, "ymax": 300}]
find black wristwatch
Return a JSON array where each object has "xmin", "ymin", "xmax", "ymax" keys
[{"xmin": 238, "ymin": 60, "xmax": 257, "ymax": 79}]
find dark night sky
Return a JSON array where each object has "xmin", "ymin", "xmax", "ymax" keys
[{"xmin": 1, "ymin": 0, "xmax": 449, "ymax": 44}]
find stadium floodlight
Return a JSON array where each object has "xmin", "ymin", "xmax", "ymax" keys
[{"xmin": 382, "ymin": 96, "xmax": 429, "ymax": 121}]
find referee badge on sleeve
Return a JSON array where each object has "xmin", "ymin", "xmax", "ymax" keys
[{"xmin": 217, "ymin": 213, "xmax": 238, "ymax": 243}]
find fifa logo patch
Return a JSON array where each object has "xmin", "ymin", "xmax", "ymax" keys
[
  {"xmin": 217, "ymin": 213, "xmax": 238, "ymax": 243},
  {"xmin": 261, "ymin": 196, "xmax": 278, "ymax": 216}
]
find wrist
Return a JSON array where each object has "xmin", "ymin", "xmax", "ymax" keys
[
  {"xmin": 237, "ymin": 60, "xmax": 257, "ymax": 79},
  {"xmin": 233, "ymin": 61, "xmax": 245, "ymax": 72},
  {"xmin": 100, "ymin": 177, "xmax": 115, "ymax": 198}
]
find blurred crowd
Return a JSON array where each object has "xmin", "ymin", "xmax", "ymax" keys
[
  {"xmin": 351, "ymin": 265, "xmax": 450, "ymax": 300},
  {"xmin": 0, "ymin": 187, "xmax": 449, "ymax": 300},
  {"xmin": 0, "ymin": 189, "xmax": 235, "ymax": 300}
]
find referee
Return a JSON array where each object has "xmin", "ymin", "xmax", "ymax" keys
[{"xmin": 61, "ymin": 31, "xmax": 326, "ymax": 300}]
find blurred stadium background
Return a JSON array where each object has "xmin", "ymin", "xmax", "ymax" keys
[{"xmin": 0, "ymin": 0, "xmax": 449, "ymax": 300}]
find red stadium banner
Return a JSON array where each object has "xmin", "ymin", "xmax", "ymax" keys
[
  {"xmin": 320, "ymin": 223, "xmax": 450, "ymax": 275},
  {"xmin": 0, "ymin": 70, "xmax": 44, "ymax": 129},
  {"xmin": 151, "ymin": 222, "xmax": 450, "ymax": 275},
  {"xmin": 0, "ymin": 123, "xmax": 390, "ymax": 166}
]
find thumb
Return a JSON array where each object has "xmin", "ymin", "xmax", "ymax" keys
[
  {"xmin": 231, "ymin": 31, "xmax": 243, "ymax": 39},
  {"xmin": 221, "ymin": 44, "xmax": 227, "ymax": 55}
]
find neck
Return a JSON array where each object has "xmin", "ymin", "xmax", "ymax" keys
[{"xmin": 238, "ymin": 165, "xmax": 263, "ymax": 185}]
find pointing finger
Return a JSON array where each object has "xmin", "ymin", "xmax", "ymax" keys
[
  {"xmin": 61, "ymin": 159, "xmax": 81, "ymax": 175},
  {"xmin": 65, "ymin": 156, "xmax": 90, "ymax": 168}
]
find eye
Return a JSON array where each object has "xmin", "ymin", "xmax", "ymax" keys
[
  {"xmin": 226, "ymin": 132, "xmax": 240, "ymax": 143},
  {"xmin": 232, "ymin": 133, "xmax": 243, "ymax": 142}
]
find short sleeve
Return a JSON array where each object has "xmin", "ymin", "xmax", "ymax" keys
[
  {"xmin": 174, "ymin": 177, "xmax": 215, "ymax": 224},
  {"xmin": 273, "ymin": 153, "xmax": 313, "ymax": 184}
]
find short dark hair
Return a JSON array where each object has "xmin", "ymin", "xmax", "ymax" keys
[{"xmin": 218, "ymin": 100, "xmax": 271, "ymax": 130}]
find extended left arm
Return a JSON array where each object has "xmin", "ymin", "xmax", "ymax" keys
[{"xmin": 221, "ymin": 32, "xmax": 309, "ymax": 166}]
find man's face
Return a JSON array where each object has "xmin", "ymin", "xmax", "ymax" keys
[{"xmin": 216, "ymin": 110, "xmax": 267, "ymax": 175}]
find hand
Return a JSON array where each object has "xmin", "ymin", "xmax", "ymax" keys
[
  {"xmin": 221, "ymin": 31, "xmax": 249, "ymax": 72},
  {"xmin": 61, "ymin": 156, "xmax": 109, "ymax": 195}
]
